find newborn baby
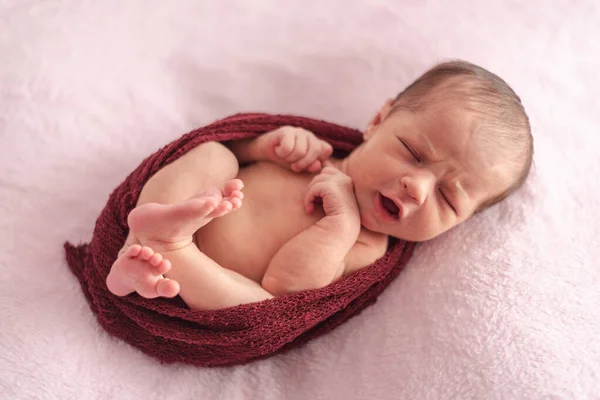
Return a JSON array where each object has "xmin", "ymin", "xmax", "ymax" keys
[{"xmin": 106, "ymin": 60, "xmax": 533, "ymax": 310}]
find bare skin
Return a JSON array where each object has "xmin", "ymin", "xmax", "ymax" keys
[
  {"xmin": 106, "ymin": 98, "xmax": 512, "ymax": 310},
  {"xmin": 106, "ymin": 180, "xmax": 244, "ymax": 300}
]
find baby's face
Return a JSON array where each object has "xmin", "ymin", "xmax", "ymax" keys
[{"xmin": 342, "ymin": 100, "xmax": 512, "ymax": 241}]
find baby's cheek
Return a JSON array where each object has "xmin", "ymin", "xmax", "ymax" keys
[
  {"xmin": 439, "ymin": 209, "xmax": 459, "ymax": 230},
  {"xmin": 411, "ymin": 208, "xmax": 446, "ymax": 241}
]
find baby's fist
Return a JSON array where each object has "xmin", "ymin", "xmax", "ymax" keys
[
  {"xmin": 304, "ymin": 162, "xmax": 359, "ymax": 219},
  {"xmin": 260, "ymin": 126, "xmax": 333, "ymax": 172}
]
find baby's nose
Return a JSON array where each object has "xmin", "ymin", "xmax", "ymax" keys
[{"xmin": 402, "ymin": 172, "xmax": 435, "ymax": 205}]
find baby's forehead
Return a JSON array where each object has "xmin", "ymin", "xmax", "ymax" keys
[{"xmin": 412, "ymin": 107, "xmax": 513, "ymax": 194}]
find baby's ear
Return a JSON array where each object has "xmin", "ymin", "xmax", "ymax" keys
[{"xmin": 365, "ymin": 99, "xmax": 395, "ymax": 140}]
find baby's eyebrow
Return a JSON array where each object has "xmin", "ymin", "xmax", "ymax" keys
[
  {"xmin": 417, "ymin": 134, "xmax": 440, "ymax": 161},
  {"xmin": 454, "ymin": 181, "xmax": 468, "ymax": 198}
]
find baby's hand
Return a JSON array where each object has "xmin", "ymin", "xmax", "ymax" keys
[
  {"xmin": 258, "ymin": 126, "xmax": 333, "ymax": 172},
  {"xmin": 304, "ymin": 163, "xmax": 360, "ymax": 234}
]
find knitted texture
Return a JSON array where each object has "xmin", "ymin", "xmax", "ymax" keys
[{"xmin": 64, "ymin": 113, "xmax": 415, "ymax": 367}]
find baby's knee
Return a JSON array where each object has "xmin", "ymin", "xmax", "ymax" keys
[
  {"xmin": 191, "ymin": 141, "xmax": 239, "ymax": 180},
  {"xmin": 138, "ymin": 140, "xmax": 240, "ymax": 205}
]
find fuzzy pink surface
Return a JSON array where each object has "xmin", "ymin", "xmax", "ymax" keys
[{"xmin": 1, "ymin": 1, "xmax": 599, "ymax": 399}]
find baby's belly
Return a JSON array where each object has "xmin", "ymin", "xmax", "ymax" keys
[{"xmin": 194, "ymin": 162, "xmax": 324, "ymax": 283}]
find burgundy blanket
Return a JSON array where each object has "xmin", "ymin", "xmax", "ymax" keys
[{"xmin": 64, "ymin": 113, "xmax": 415, "ymax": 367}]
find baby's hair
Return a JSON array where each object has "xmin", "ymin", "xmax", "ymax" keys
[{"xmin": 393, "ymin": 60, "xmax": 533, "ymax": 211}]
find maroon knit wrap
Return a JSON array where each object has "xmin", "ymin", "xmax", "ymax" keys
[{"xmin": 64, "ymin": 113, "xmax": 415, "ymax": 367}]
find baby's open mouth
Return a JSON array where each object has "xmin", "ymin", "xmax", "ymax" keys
[{"xmin": 379, "ymin": 193, "xmax": 400, "ymax": 220}]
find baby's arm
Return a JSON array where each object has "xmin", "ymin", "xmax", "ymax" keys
[
  {"xmin": 262, "ymin": 217, "xmax": 356, "ymax": 295},
  {"xmin": 261, "ymin": 164, "xmax": 361, "ymax": 295},
  {"xmin": 229, "ymin": 126, "xmax": 333, "ymax": 172}
]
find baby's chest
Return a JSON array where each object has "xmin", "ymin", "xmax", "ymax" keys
[{"xmin": 195, "ymin": 162, "xmax": 324, "ymax": 282}]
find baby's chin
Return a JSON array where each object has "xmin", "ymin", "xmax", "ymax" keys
[
  {"xmin": 370, "ymin": 223, "xmax": 434, "ymax": 242},
  {"xmin": 358, "ymin": 208, "xmax": 378, "ymax": 232},
  {"xmin": 359, "ymin": 216, "xmax": 401, "ymax": 240}
]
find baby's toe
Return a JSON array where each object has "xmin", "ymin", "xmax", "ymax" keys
[
  {"xmin": 155, "ymin": 259, "xmax": 172, "ymax": 275},
  {"xmin": 230, "ymin": 197, "xmax": 242, "ymax": 210},
  {"xmin": 140, "ymin": 246, "xmax": 154, "ymax": 260},
  {"xmin": 223, "ymin": 179, "xmax": 244, "ymax": 196},
  {"xmin": 135, "ymin": 280, "xmax": 161, "ymax": 299},
  {"xmin": 194, "ymin": 195, "xmax": 218, "ymax": 209},
  {"xmin": 157, "ymin": 278, "xmax": 180, "ymax": 298},
  {"xmin": 149, "ymin": 252, "xmax": 163, "ymax": 267},
  {"xmin": 210, "ymin": 200, "xmax": 233, "ymax": 217},
  {"xmin": 126, "ymin": 244, "xmax": 143, "ymax": 257},
  {"xmin": 230, "ymin": 190, "xmax": 244, "ymax": 200}
]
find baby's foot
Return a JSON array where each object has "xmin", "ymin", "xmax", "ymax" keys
[
  {"xmin": 106, "ymin": 244, "xmax": 180, "ymax": 298},
  {"xmin": 127, "ymin": 179, "xmax": 244, "ymax": 252}
]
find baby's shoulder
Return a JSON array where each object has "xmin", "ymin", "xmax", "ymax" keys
[
  {"xmin": 343, "ymin": 230, "xmax": 389, "ymax": 276},
  {"xmin": 358, "ymin": 229, "xmax": 389, "ymax": 258}
]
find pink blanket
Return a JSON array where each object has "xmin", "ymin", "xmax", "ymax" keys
[{"xmin": 3, "ymin": 1, "xmax": 599, "ymax": 398}]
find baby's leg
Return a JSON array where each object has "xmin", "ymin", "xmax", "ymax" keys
[
  {"xmin": 159, "ymin": 244, "xmax": 274, "ymax": 310},
  {"xmin": 116, "ymin": 141, "xmax": 241, "ymax": 256},
  {"xmin": 107, "ymin": 141, "xmax": 274, "ymax": 309},
  {"xmin": 107, "ymin": 181, "xmax": 241, "ymax": 299},
  {"xmin": 107, "ymin": 180, "xmax": 274, "ymax": 309},
  {"xmin": 108, "ymin": 141, "xmax": 238, "ymax": 295}
]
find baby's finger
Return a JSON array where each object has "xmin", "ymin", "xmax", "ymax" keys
[
  {"xmin": 285, "ymin": 134, "xmax": 308, "ymax": 163},
  {"xmin": 306, "ymin": 160, "xmax": 322, "ymax": 173},
  {"xmin": 321, "ymin": 159, "xmax": 334, "ymax": 168},
  {"xmin": 318, "ymin": 141, "xmax": 334, "ymax": 161},
  {"xmin": 304, "ymin": 191, "xmax": 315, "ymax": 214},
  {"xmin": 320, "ymin": 162, "xmax": 339, "ymax": 175},
  {"xmin": 274, "ymin": 132, "xmax": 296, "ymax": 158},
  {"xmin": 264, "ymin": 128, "xmax": 284, "ymax": 147},
  {"xmin": 292, "ymin": 142, "xmax": 322, "ymax": 171},
  {"xmin": 304, "ymin": 181, "xmax": 325, "ymax": 214},
  {"xmin": 308, "ymin": 171, "xmax": 330, "ymax": 187}
]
